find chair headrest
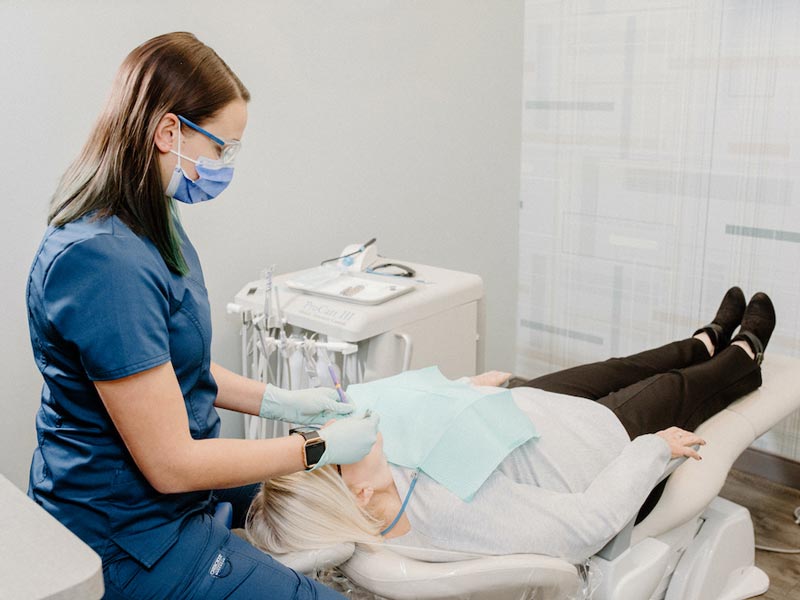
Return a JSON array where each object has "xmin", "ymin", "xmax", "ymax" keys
[{"xmin": 267, "ymin": 542, "xmax": 355, "ymax": 575}]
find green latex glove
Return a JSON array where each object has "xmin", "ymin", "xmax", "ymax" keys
[
  {"xmin": 259, "ymin": 384, "xmax": 353, "ymax": 425},
  {"xmin": 315, "ymin": 412, "xmax": 381, "ymax": 468}
]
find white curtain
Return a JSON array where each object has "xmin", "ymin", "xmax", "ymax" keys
[{"xmin": 518, "ymin": 0, "xmax": 800, "ymax": 460}]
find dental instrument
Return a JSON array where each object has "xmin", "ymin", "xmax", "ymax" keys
[
  {"xmin": 380, "ymin": 469, "xmax": 420, "ymax": 536},
  {"xmin": 327, "ymin": 364, "xmax": 349, "ymax": 404},
  {"xmin": 365, "ymin": 262, "xmax": 416, "ymax": 278},
  {"xmin": 302, "ymin": 339, "xmax": 321, "ymax": 388},
  {"xmin": 262, "ymin": 265, "xmax": 276, "ymax": 329},
  {"xmin": 320, "ymin": 237, "xmax": 377, "ymax": 269}
]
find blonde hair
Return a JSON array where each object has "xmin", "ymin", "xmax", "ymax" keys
[
  {"xmin": 245, "ymin": 466, "xmax": 383, "ymax": 555},
  {"xmin": 49, "ymin": 32, "xmax": 250, "ymax": 275}
]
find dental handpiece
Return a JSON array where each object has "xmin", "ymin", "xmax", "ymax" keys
[{"xmin": 327, "ymin": 364, "xmax": 349, "ymax": 403}]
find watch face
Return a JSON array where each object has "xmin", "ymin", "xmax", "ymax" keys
[{"xmin": 305, "ymin": 439, "xmax": 326, "ymax": 468}]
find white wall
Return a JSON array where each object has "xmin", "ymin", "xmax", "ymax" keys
[{"xmin": 0, "ymin": 1, "xmax": 523, "ymax": 489}]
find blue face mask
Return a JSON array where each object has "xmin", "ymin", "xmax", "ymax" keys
[{"xmin": 165, "ymin": 122, "xmax": 235, "ymax": 204}]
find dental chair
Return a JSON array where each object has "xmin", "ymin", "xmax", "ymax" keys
[{"xmin": 255, "ymin": 355, "xmax": 800, "ymax": 600}]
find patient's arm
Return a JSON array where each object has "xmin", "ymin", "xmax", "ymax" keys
[{"xmin": 408, "ymin": 434, "xmax": 672, "ymax": 564}]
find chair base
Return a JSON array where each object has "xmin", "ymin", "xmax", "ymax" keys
[
  {"xmin": 662, "ymin": 496, "xmax": 768, "ymax": 600},
  {"xmin": 716, "ymin": 567, "xmax": 770, "ymax": 600},
  {"xmin": 590, "ymin": 496, "xmax": 768, "ymax": 600},
  {"xmin": 590, "ymin": 538, "xmax": 671, "ymax": 600}
]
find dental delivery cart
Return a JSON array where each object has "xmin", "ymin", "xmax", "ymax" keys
[{"xmin": 228, "ymin": 260, "xmax": 484, "ymax": 439}]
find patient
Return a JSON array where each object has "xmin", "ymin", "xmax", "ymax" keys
[{"xmin": 245, "ymin": 289, "xmax": 775, "ymax": 564}]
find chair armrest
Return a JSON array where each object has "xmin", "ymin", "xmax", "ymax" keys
[{"xmin": 596, "ymin": 454, "xmax": 690, "ymax": 561}]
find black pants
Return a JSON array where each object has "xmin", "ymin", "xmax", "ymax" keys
[{"xmin": 513, "ymin": 338, "xmax": 762, "ymax": 521}]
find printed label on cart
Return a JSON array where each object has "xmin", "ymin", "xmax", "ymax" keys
[{"xmin": 298, "ymin": 300, "xmax": 357, "ymax": 325}]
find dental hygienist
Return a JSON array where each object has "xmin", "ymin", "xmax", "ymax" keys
[{"xmin": 26, "ymin": 32, "xmax": 377, "ymax": 599}]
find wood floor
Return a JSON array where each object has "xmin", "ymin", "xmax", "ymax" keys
[{"xmin": 719, "ymin": 469, "xmax": 800, "ymax": 599}]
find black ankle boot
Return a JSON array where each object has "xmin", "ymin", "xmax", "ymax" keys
[
  {"xmin": 731, "ymin": 292, "xmax": 776, "ymax": 365},
  {"xmin": 694, "ymin": 286, "xmax": 746, "ymax": 350}
]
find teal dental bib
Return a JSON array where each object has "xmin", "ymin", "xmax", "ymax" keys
[{"xmin": 346, "ymin": 367, "xmax": 538, "ymax": 501}]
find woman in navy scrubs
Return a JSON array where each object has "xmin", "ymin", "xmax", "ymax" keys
[{"xmin": 26, "ymin": 32, "xmax": 378, "ymax": 599}]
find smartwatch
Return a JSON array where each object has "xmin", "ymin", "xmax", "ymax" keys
[{"xmin": 289, "ymin": 427, "xmax": 326, "ymax": 470}]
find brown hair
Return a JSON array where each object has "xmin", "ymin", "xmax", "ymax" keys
[{"xmin": 49, "ymin": 32, "xmax": 250, "ymax": 274}]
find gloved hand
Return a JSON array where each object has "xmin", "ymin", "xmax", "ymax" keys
[
  {"xmin": 315, "ymin": 412, "xmax": 381, "ymax": 468},
  {"xmin": 260, "ymin": 384, "xmax": 354, "ymax": 425}
]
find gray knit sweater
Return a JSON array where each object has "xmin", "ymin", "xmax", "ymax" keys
[{"xmin": 386, "ymin": 386, "xmax": 671, "ymax": 564}]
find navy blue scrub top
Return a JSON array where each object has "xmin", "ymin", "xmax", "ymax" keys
[{"xmin": 26, "ymin": 213, "xmax": 220, "ymax": 568}]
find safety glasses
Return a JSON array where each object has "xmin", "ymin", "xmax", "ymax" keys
[{"xmin": 177, "ymin": 115, "xmax": 241, "ymax": 165}]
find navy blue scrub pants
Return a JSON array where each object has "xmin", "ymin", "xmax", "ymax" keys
[{"xmin": 102, "ymin": 484, "xmax": 344, "ymax": 599}]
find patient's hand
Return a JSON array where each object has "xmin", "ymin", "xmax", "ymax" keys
[
  {"xmin": 655, "ymin": 427, "xmax": 706, "ymax": 460},
  {"xmin": 469, "ymin": 371, "xmax": 512, "ymax": 387}
]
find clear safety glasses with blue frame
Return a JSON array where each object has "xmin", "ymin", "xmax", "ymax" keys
[{"xmin": 177, "ymin": 115, "xmax": 242, "ymax": 165}]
